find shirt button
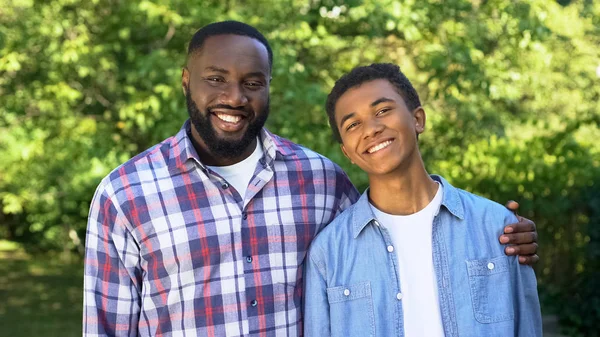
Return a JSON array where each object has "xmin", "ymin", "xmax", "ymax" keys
[
  {"xmin": 250, "ymin": 299, "xmax": 258, "ymax": 307},
  {"xmin": 387, "ymin": 245, "xmax": 394, "ymax": 253},
  {"xmin": 221, "ymin": 183, "xmax": 229, "ymax": 189},
  {"xmin": 246, "ymin": 256, "xmax": 252, "ymax": 263},
  {"xmin": 396, "ymin": 292, "xmax": 403, "ymax": 300},
  {"xmin": 487, "ymin": 262, "xmax": 495, "ymax": 270},
  {"xmin": 243, "ymin": 213, "xmax": 248, "ymax": 220},
  {"xmin": 373, "ymin": 220, "xmax": 380, "ymax": 226},
  {"xmin": 343, "ymin": 289, "xmax": 350, "ymax": 296}
]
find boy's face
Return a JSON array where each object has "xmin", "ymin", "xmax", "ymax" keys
[{"xmin": 334, "ymin": 79, "xmax": 425, "ymax": 176}]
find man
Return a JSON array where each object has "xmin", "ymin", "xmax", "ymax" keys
[
  {"xmin": 84, "ymin": 21, "xmax": 538, "ymax": 337},
  {"xmin": 304, "ymin": 63, "xmax": 542, "ymax": 336}
]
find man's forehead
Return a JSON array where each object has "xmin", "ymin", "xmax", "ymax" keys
[{"xmin": 191, "ymin": 34, "xmax": 269, "ymax": 66}]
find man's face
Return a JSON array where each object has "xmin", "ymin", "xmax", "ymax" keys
[
  {"xmin": 182, "ymin": 34, "xmax": 271, "ymax": 161},
  {"xmin": 334, "ymin": 79, "xmax": 425, "ymax": 176}
]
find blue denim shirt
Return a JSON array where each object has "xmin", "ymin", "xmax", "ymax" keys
[{"xmin": 303, "ymin": 175, "xmax": 542, "ymax": 337}]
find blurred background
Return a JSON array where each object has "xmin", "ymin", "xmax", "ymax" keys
[{"xmin": 0, "ymin": 0, "xmax": 598, "ymax": 336}]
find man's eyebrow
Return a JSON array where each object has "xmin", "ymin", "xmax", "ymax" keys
[
  {"xmin": 339, "ymin": 112, "xmax": 356, "ymax": 128},
  {"xmin": 245, "ymin": 71, "xmax": 268, "ymax": 79},
  {"xmin": 370, "ymin": 97, "xmax": 394, "ymax": 107},
  {"xmin": 205, "ymin": 66, "xmax": 229, "ymax": 73}
]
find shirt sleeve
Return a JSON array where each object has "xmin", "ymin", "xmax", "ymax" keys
[
  {"xmin": 504, "ymin": 213, "xmax": 543, "ymax": 337},
  {"xmin": 83, "ymin": 183, "xmax": 142, "ymax": 337},
  {"xmin": 303, "ymin": 243, "xmax": 331, "ymax": 337},
  {"xmin": 334, "ymin": 169, "xmax": 360, "ymax": 216}
]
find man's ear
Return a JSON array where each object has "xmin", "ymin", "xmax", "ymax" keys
[
  {"xmin": 182, "ymin": 67, "xmax": 190, "ymax": 96},
  {"xmin": 414, "ymin": 107, "xmax": 426, "ymax": 135},
  {"xmin": 340, "ymin": 144, "xmax": 355, "ymax": 165}
]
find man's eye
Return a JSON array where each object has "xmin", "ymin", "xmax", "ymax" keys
[
  {"xmin": 204, "ymin": 77, "xmax": 224, "ymax": 83},
  {"xmin": 245, "ymin": 81, "xmax": 264, "ymax": 89}
]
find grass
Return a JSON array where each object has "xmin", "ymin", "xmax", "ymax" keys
[{"xmin": 0, "ymin": 240, "xmax": 83, "ymax": 337}]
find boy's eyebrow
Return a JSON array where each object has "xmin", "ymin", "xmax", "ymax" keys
[
  {"xmin": 338, "ymin": 112, "xmax": 356, "ymax": 128},
  {"xmin": 370, "ymin": 97, "xmax": 394, "ymax": 107},
  {"xmin": 339, "ymin": 97, "xmax": 395, "ymax": 127}
]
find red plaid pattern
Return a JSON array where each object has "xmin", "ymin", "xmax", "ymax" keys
[{"xmin": 84, "ymin": 120, "xmax": 359, "ymax": 336}]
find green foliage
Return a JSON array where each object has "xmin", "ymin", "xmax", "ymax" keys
[{"xmin": 1, "ymin": 0, "xmax": 598, "ymax": 335}]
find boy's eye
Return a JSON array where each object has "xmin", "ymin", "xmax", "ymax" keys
[
  {"xmin": 376, "ymin": 107, "xmax": 391, "ymax": 115},
  {"xmin": 346, "ymin": 121, "xmax": 359, "ymax": 131}
]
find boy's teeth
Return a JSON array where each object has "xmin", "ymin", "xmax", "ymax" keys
[
  {"xmin": 216, "ymin": 113, "xmax": 242, "ymax": 123},
  {"xmin": 368, "ymin": 140, "xmax": 392, "ymax": 153}
]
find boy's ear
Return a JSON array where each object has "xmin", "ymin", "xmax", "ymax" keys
[
  {"xmin": 340, "ymin": 144, "xmax": 355, "ymax": 165},
  {"xmin": 414, "ymin": 107, "xmax": 426, "ymax": 135}
]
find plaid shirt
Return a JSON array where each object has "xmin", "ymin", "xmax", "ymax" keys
[{"xmin": 84, "ymin": 120, "xmax": 359, "ymax": 337}]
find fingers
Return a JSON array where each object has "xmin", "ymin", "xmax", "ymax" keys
[
  {"xmin": 504, "ymin": 217, "xmax": 536, "ymax": 235},
  {"xmin": 504, "ymin": 242, "xmax": 539, "ymax": 256},
  {"xmin": 499, "ymin": 231, "xmax": 538, "ymax": 245},
  {"xmin": 518, "ymin": 254, "xmax": 540, "ymax": 265},
  {"xmin": 505, "ymin": 200, "xmax": 520, "ymax": 214}
]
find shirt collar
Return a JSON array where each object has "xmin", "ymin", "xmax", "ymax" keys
[
  {"xmin": 168, "ymin": 119, "xmax": 295, "ymax": 173},
  {"xmin": 351, "ymin": 174, "xmax": 465, "ymax": 238}
]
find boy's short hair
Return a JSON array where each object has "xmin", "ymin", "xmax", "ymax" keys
[{"xmin": 326, "ymin": 63, "xmax": 421, "ymax": 143}]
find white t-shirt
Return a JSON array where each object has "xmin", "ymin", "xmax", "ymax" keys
[
  {"xmin": 207, "ymin": 139, "xmax": 264, "ymax": 200},
  {"xmin": 370, "ymin": 182, "xmax": 445, "ymax": 337}
]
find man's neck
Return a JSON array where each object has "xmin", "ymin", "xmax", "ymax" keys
[
  {"xmin": 189, "ymin": 125, "xmax": 257, "ymax": 167},
  {"xmin": 368, "ymin": 158, "xmax": 438, "ymax": 216}
]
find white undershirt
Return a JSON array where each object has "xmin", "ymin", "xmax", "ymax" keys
[
  {"xmin": 370, "ymin": 182, "xmax": 445, "ymax": 337},
  {"xmin": 207, "ymin": 138, "xmax": 264, "ymax": 199}
]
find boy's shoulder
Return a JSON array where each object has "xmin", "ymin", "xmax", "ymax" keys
[{"xmin": 434, "ymin": 175, "xmax": 517, "ymax": 224}]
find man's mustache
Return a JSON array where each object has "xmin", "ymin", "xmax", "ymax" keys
[{"xmin": 207, "ymin": 104, "xmax": 252, "ymax": 114}]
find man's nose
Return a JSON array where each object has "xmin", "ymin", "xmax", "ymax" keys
[{"xmin": 220, "ymin": 83, "xmax": 249, "ymax": 107}]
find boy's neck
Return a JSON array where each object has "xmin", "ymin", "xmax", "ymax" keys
[{"xmin": 368, "ymin": 157, "xmax": 439, "ymax": 216}]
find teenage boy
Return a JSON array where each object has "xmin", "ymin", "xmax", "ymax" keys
[{"xmin": 304, "ymin": 63, "xmax": 542, "ymax": 337}]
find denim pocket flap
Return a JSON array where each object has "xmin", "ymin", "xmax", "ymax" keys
[
  {"xmin": 466, "ymin": 255, "xmax": 509, "ymax": 276},
  {"xmin": 327, "ymin": 281, "xmax": 371, "ymax": 304},
  {"xmin": 466, "ymin": 256, "xmax": 514, "ymax": 323}
]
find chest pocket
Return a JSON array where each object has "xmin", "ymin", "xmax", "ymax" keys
[
  {"xmin": 466, "ymin": 256, "xmax": 515, "ymax": 323},
  {"xmin": 327, "ymin": 281, "xmax": 375, "ymax": 337}
]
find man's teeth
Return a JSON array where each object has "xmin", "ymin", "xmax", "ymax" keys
[
  {"xmin": 216, "ymin": 113, "xmax": 242, "ymax": 123},
  {"xmin": 367, "ymin": 140, "xmax": 393, "ymax": 153}
]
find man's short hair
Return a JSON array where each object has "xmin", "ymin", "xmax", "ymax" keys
[
  {"xmin": 188, "ymin": 20, "xmax": 273, "ymax": 68},
  {"xmin": 326, "ymin": 63, "xmax": 422, "ymax": 143}
]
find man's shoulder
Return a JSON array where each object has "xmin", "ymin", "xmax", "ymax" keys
[
  {"xmin": 97, "ymin": 135, "xmax": 175, "ymax": 197},
  {"xmin": 311, "ymin": 202, "xmax": 356, "ymax": 250},
  {"xmin": 270, "ymin": 133, "xmax": 342, "ymax": 169}
]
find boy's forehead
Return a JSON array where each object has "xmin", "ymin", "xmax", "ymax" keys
[{"xmin": 335, "ymin": 79, "xmax": 403, "ymax": 114}]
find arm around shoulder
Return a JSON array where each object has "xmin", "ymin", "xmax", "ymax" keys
[{"xmin": 504, "ymin": 211, "xmax": 543, "ymax": 336}]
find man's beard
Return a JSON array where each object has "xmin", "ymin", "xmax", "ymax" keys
[{"xmin": 185, "ymin": 86, "xmax": 269, "ymax": 160}]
